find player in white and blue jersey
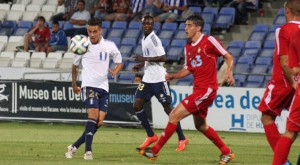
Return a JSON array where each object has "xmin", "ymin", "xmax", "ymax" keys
[
  {"xmin": 133, "ymin": 15, "xmax": 188, "ymax": 151},
  {"xmin": 65, "ymin": 18, "xmax": 122, "ymax": 160}
]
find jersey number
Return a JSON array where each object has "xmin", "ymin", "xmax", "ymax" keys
[
  {"xmin": 100, "ymin": 52, "xmax": 107, "ymax": 61},
  {"xmin": 190, "ymin": 55, "xmax": 202, "ymax": 67}
]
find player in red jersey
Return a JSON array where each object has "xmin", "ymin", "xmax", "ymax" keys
[
  {"xmin": 258, "ymin": 0, "xmax": 300, "ymax": 160},
  {"xmin": 137, "ymin": 14, "xmax": 235, "ymax": 164},
  {"xmin": 272, "ymin": 27, "xmax": 300, "ymax": 165}
]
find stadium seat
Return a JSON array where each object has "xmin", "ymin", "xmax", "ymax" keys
[
  {"xmin": 228, "ymin": 40, "xmax": 245, "ymax": 48},
  {"xmin": 203, "ymin": 7, "xmax": 218, "ymax": 17},
  {"xmin": 246, "ymin": 75, "xmax": 265, "ymax": 88},
  {"xmin": 176, "ymin": 74, "xmax": 193, "ymax": 86},
  {"xmin": 201, "ymin": 12, "xmax": 214, "ymax": 24},
  {"xmin": 162, "ymin": 22, "xmax": 178, "ymax": 31},
  {"xmin": 11, "ymin": 52, "xmax": 30, "ymax": 68},
  {"xmin": 18, "ymin": 21, "xmax": 33, "ymax": 29},
  {"xmin": 237, "ymin": 56, "xmax": 254, "ymax": 65},
  {"xmin": 119, "ymin": 45, "xmax": 133, "ymax": 57},
  {"xmin": 214, "ymin": 14, "xmax": 233, "ymax": 29},
  {"xmin": 11, "ymin": 4, "xmax": 25, "ymax": 11},
  {"xmin": 39, "ymin": 11, "xmax": 54, "ymax": 21},
  {"xmin": 133, "ymin": 45, "xmax": 142, "ymax": 56},
  {"xmin": 255, "ymin": 57, "xmax": 272, "ymax": 65},
  {"xmin": 0, "ymin": 10, "xmax": 7, "ymax": 21},
  {"xmin": 123, "ymin": 61, "xmax": 141, "ymax": 71},
  {"xmin": 26, "ymin": 4, "xmax": 41, "ymax": 12},
  {"xmin": 0, "ymin": 36, "xmax": 8, "ymax": 43},
  {"xmin": 0, "ymin": 52, "xmax": 15, "ymax": 67},
  {"xmin": 251, "ymin": 65, "xmax": 268, "ymax": 74},
  {"xmin": 107, "ymin": 37, "xmax": 121, "ymax": 47},
  {"xmin": 43, "ymin": 52, "xmax": 62, "ymax": 69},
  {"xmin": 128, "ymin": 21, "xmax": 141, "ymax": 29},
  {"xmin": 248, "ymin": 23, "xmax": 269, "ymax": 41},
  {"xmin": 161, "ymin": 38, "xmax": 171, "ymax": 47},
  {"xmin": 124, "ymin": 29, "xmax": 141, "ymax": 38},
  {"xmin": 112, "ymin": 21, "xmax": 127, "ymax": 29},
  {"xmin": 259, "ymin": 48, "xmax": 273, "ymax": 57},
  {"xmin": 245, "ymin": 41, "xmax": 262, "ymax": 49},
  {"xmin": 0, "ymin": 42, "xmax": 5, "ymax": 52},
  {"xmin": 219, "ymin": 7, "xmax": 235, "ymax": 24},
  {"xmin": 263, "ymin": 76, "xmax": 272, "ymax": 87},
  {"xmin": 263, "ymin": 40, "xmax": 275, "ymax": 49},
  {"xmin": 63, "ymin": 52, "xmax": 75, "ymax": 59},
  {"xmin": 121, "ymin": 38, "xmax": 137, "ymax": 47},
  {"xmin": 22, "ymin": 11, "xmax": 39, "ymax": 21},
  {"xmin": 63, "ymin": 22, "xmax": 74, "ymax": 30},
  {"xmin": 189, "ymin": 6, "xmax": 202, "ymax": 14},
  {"xmin": 234, "ymin": 63, "xmax": 250, "ymax": 73},
  {"xmin": 273, "ymin": 15, "xmax": 286, "ymax": 25},
  {"xmin": 31, "ymin": 0, "xmax": 47, "ymax": 5},
  {"xmin": 174, "ymin": 30, "xmax": 186, "ymax": 39},
  {"xmin": 107, "ymin": 29, "xmax": 124, "ymax": 38},
  {"xmin": 265, "ymin": 31, "xmax": 275, "ymax": 41},
  {"xmin": 118, "ymin": 73, "xmax": 135, "ymax": 83},
  {"xmin": 0, "ymin": 3, "xmax": 10, "ymax": 11},
  {"xmin": 202, "ymin": 23, "xmax": 211, "ymax": 35},
  {"xmin": 171, "ymin": 39, "xmax": 186, "ymax": 47},
  {"xmin": 234, "ymin": 74, "xmax": 247, "ymax": 87},
  {"xmin": 166, "ymin": 46, "xmax": 183, "ymax": 61},
  {"xmin": 30, "ymin": 52, "xmax": 46, "ymax": 68},
  {"xmin": 178, "ymin": 22, "xmax": 186, "ymax": 30},
  {"xmin": 277, "ymin": 8, "xmax": 285, "ymax": 16},
  {"xmin": 158, "ymin": 30, "xmax": 174, "ymax": 39},
  {"xmin": 102, "ymin": 21, "xmax": 111, "ymax": 29},
  {"xmin": 241, "ymin": 48, "xmax": 259, "ymax": 59},
  {"xmin": 227, "ymin": 47, "xmax": 242, "ymax": 57},
  {"xmin": 46, "ymin": 0, "xmax": 57, "ymax": 5},
  {"xmin": 6, "ymin": 11, "xmax": 23, "ymax": 21},
  {"xmin": 42, "ymin": 5, "xmax": 57, "ymax": 12},
  {"xmin": 153, "ymin": 22, "xmax": 161, "ymax": 31},
  {"xmin": 13, "ymin": 28, "xmax": 29, "ymax": 36},
  {"xmin": 47, "ymin": 52, "xmax": 63, "ymax": 60},
  {"xmin": 0, "ymin": 21, "xmax": 17, "ymax": 36}
]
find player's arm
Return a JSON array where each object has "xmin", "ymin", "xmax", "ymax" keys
[
  {"xmin": 109, "ymin": 63, "xmax": 123, "ymax": 78},
  {"xmin": 280, "ymin": 55, "xmax": 295, "ymax": 85},
  {"xmin": 72, "ymin": 64, "xmax": 81, "ymax": 94},
  {"xmin": 223, "ymin": 52, "xmax": 235, "ymax": 86},
  {"xmin": 166, "ymin": 68, "xmax": 191, "ymax": 81},
  {"xmin": 132, "ymin": 62, "xmax": 145, "ymax": 72},
  {"xmin": 134, "ymin": 54, "xmax": 167, "ymax": 62}
]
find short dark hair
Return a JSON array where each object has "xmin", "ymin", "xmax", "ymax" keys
[
  {"xmin": 286, "ymin": 0, "xmax": 300, "ymax": 16},
  {"xmin": 186, "ymin": 14, "xmax": 204, "ymax": 32},
  {"xmin": 37, "ymin": 16, "xmax": 46, "ymax": 23},
  {"xmin": 88, "ymin": 18, "xmax": 102, "ymax": 27},
  {"xmin": 134, "ymin": 74, "xmax": 143, "ymax": 79},
  {"xmin": 52, "ymin": 21, "xmax": 59, "ymax": 26},
  {"xmin": 143, "ymin": 15, "xmax": 154, "ymax": 21},
  {"xmin": 77, "ymin": 0, "xmax": 85, "ymax": 5}
]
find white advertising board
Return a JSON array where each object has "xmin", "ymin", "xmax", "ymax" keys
[{"xmin": 152, "ymin": 86, "xmax": 288, "ymax": 133}]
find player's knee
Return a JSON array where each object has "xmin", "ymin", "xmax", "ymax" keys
[
  {"xmin": 169, "ymin": 112, "xmax": 180, "ymax": 123},
  {"xmin": 133, "ymin": 103, "xmax": 143, "ymax": 112},
  {"xmin": 195, "ymin": 124, "xmax": 207, "ymax": 132},
  {"xmin": 261, "ymin": 113, "xmax": 275, "ymax": 125},
  {"xmin": 162, "ymin": 104, "xmax": 172, "ymax": 115}
]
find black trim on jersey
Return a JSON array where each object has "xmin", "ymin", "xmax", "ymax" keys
[{"xmin": 151, "ymin": 35, "xmax": 158, "ymax": 47}]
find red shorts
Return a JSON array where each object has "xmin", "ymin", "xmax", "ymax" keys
[
  {"xmin": 181, "ymin": 88, "xmax": 216, "ymax": 118},
  {"xmin": 286, "ymin": 93, "xmax": 300, "ymax": 132},
  {"xmin": 258, "ymin": 82, "xmax": 294, "ymax": 116}
]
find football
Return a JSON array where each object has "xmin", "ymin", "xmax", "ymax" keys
[{"xmin": 69, "ymin": 35, "xmax": 89, "ymax": 55}]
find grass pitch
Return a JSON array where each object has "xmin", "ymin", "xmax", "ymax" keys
[{"xmin": 0, "ymin": 122, "xmax": 298, "ymax": 165}]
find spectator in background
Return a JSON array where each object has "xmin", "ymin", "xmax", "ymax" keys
[
  {"xmin": 217, "ymin": 60, "xmax": 231, "ymax": 86},
  {"xmin": 64, "ymin": 0, "xmax": 91, "ymax": 37},
  {"xmin": 85, "ymin": 0, "xmax": 99, "ymax": 17},
  {"xmin": 53, "ymin": 0, "xmax": 78, "ymax": 21},
  {"xmin": 133, "ymin": 74, "xmax": 143, "ymax": 83},
  {"xmin": 128, "ymin": 0, "xmax": 146, "ymax": 22},
  {"xmin": 94, "ymin": 0, "xmax": 112, "ymax": 20},
  {"xmin": 144, "ymin": 0, "xmax": 164, "ymax": 17},
  {"xmin": 17, "ymin": 16, "xmax": 50, "ymax": 52},
  {"xmin": 55, "ymin": 0, "xmax": 66, "ymax": 18},
  {"xmin": 154, "ymin": 0, "xmax": 189, "ymax": 22},
  {"xmin": 47, "ymin": 21, "xmax": 68, "ymax": 53},
  {"xmin": 104, "ymin": 0, "xmax": 130, "ymax": 21}
]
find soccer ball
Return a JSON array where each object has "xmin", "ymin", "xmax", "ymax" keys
[{"xmin": 69, "ymin": 35, "xmax": 89, "ymax": 55}]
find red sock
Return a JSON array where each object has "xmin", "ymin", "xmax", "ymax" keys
[
  {"xmin": 152, "ymin": 122, "xmax": 177, "ymax": 154},
  {"xmin": 264, "ymin": 123, "xmax": 280, "ymax": 151},
  {"xmin": 272, "ymin": 136, "xmax": 293, "ymax": 165},
  {"xmin": 203, "ymin": 127, "xmax": 230, "ymax": 155}
]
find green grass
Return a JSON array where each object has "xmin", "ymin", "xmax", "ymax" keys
[{"xmin": 0, "ymin": 122, "xmax": 298, "ymax": 165}]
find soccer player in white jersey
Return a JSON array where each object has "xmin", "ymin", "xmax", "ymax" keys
[
  {"xmin": 64, "ymin": 18, "xmax": 123, "ymax": 160},
  {"xmin": 132, "ymin": 15, "xmax": 188, "ymax": 151}
]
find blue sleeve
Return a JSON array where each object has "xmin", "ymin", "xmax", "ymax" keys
[{"xmin": 56, "ymin": 30, "xmax": 68, "ymax": 46}]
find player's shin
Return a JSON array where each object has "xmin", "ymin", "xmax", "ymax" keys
[
  {"xmin": 85, "ymin": 118, "xmax": 97, "ymax": 152},
  {"xmin": 152, "ymin": 122, "xmax": 177, "ymax": 154}
]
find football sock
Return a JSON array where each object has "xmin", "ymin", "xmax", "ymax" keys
[
  {"xmin": 136, "ymin": 109, "xmax": 154, "ymax": 137},
  {"xmin": 203, "ymin": 127, "xmax": 230, "ymax": 155},
  {"xmin": 73, "ymin": 123, "xmax": 99, "ymax": 149},
  {"xmin": 272, "ymin": 136, "xmax": 293, "ymax": 165},
  {"xmin": 264, "ymin": 123, "xmax": 280, "ymax": 151},
  {"xmin": 175, "ymin": 122, "xmax": 185, "ymax": 140},
  {"xmin": 152, "ymin": 122, "xmax": 177, "ymax": 154},
  {"xmin": 85, "ymin": 118, "xmax": 97, "ymax": 152}
]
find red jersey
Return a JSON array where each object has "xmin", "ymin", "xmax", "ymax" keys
[
  {"xmin": 184, "ymin": 34, "xmax": 227, "ymax": 90},
  {"xmin": 33, "ymin": 27, "xmax": 51, "ymax": 43},
  {"xmin": 289, "ymin": 29, "xmax": 300, "ymax": 92},
  {"xmin": 271, "ymin": 21, "xmax": 300, "ymax": 86}
]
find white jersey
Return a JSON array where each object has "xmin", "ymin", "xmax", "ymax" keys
[
  {"xmin": 142, "ymin": 31, "xmax": 167, "ymax": 83},
  {"xmin": 73, "ymin": 37, "xmax": 122, "ymax": 92}
]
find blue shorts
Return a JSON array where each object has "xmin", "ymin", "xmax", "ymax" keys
[
  {"xmin": 135, "ymin": 81, "xmax": 172, "ymax": 104},
  {"xmin": 81, "ymin": 87, "xmax": 108, "ymax": 112}
]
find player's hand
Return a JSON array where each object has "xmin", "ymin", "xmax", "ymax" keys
[
  {"xmin": 225, "ymin": 73, "xmax": 235, "ymax": 86},
  {"xmin": 132, "ymin": 65, "xmax": 140, "ymax": 72},
  {"xmin": 165, "ymin": 73, "xmax": 174, "ymax": 82},
  {"xmin": 134, "ymin": 55, "xmax": 145, "ymax": 62},
  {"xmin": 72, "ymin": 85, "xmax": 81, "ymax": 94},
  {"xmin": 109, "ymin": 68, "xmax": 118, "ymax": 78}
]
